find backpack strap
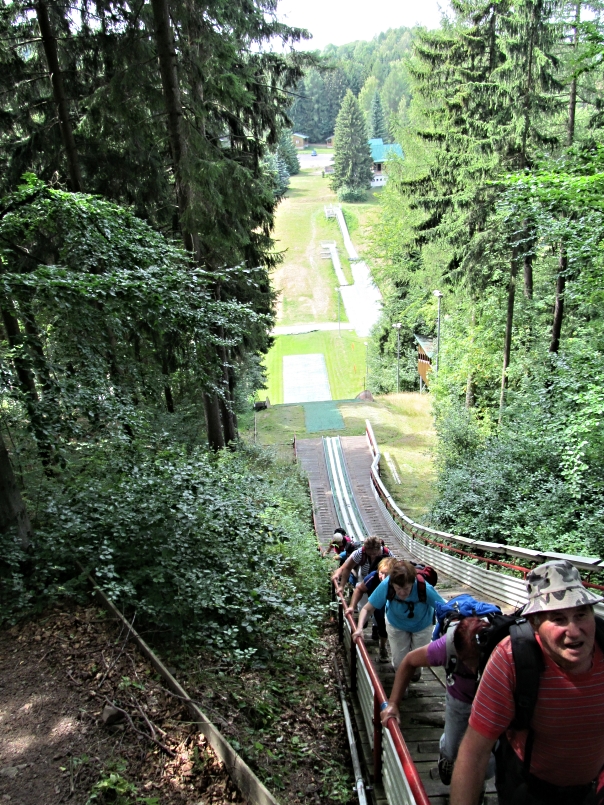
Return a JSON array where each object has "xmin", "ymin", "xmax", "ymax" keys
[
  {"xmin": 444, "ymin": 622, "xmax": 459, "ymax": 684},
  {"xmin": 416, "ymin": 574, "xmax": 427, "ymax": 603},
  {"xmin": 509, "ymin": 619, "xmax": 545, "ymax": 778},
  {"xmin": 595, "ymin": 615, "xmax": 604, "ymax": 654}
]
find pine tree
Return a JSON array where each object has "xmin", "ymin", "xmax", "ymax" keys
[
  {"xmin": 370, "ymin": 93, "xmax": 389, "ymax": 141},
  {"xmin": 277, "ymin": 130, "xmax": 300, "ymax": 175},
  {"xmin": 331, "ymin": 90, "xmax": 374, "ymax": 193}
]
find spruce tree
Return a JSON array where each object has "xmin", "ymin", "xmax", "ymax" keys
[
  {"xmin": 331, "ymin": 90, "xmax": 374, "ymax": 193},
  {"xmin": 277, "ymin": 130, "xmax": 300, "ymax": 175},
  {"xmin": 370, "ymin": 93, "xmax": 389, "ymax": 141}
]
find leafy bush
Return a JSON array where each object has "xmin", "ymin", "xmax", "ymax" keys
[
  {"xmin": 337, "ymin": 185, "xmax": 367, "ymax": 203},
  {"xmin": 430, "ymin": 347, "xmax": 604, "ymax": 557},
  {"xmin": 1, "ymin": 442, "xmax": 328, "ymax": 653}
]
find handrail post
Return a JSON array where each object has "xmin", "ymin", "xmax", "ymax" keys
[
  {"xmin": 373, "ymin": 692, "xmax": 383, "ymax": 782},
  {"xmin": 350, "ymin": 637, "xmax": 357, "ymax": 693},
  {"xmin": 338, "ymin": 597, "xmax": 344, "ymax": 643}
]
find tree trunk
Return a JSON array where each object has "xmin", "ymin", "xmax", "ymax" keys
[
  {"xmin": 499, "ymin": 247, "xmax": 519, "ymax": 422},
  {"xmin": 549, "ymin": 2, "xmax": 580, "ymax": 355},
  {"xmin": 151, "ymin": 0, "xmax": 225, "ymax": 450},
  {"xmin": 549, "ymin": 252, "xmax": 566, "ymax": 354},
  {"xmin": 523, "ymin": 254, "xmax": 533, "ymax": 299},
  {"xmin": 203, "ymin": 393, "xmax": 225, "ymax": 450},
  {"xmin": 150, "ymin": 0, "xmax": 196, "ymax": 255},
  {"xmin": 0, "ymin": 431, "xmax": 32, "ymax": 549},
  {"xmin": 36, "ymin": 0, "xmax": 83, "ymax": 192}
]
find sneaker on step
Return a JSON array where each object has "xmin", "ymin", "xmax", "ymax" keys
[
  {"xmin": 411, "ymin": 668, "xmax": 422, "ymax": 682},
  {"xmin": 437, "ymin": 754, "xmax": 454, "ymax": 786},
  {"xmin": 379, "ymin": 647, "xmax": 389, "ymax": 663}
]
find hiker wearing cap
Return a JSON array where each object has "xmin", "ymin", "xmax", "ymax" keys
[
  {"xmin": 322, "ymin": 527, "xmax": 354, "ymax": 559},
  {"xmin": 450, "ymin": 560, "xmax": 604, "ymax": 805},
  {"xmin": 352, "ymin": 560, "xmax": 445, "ymax": 673}
]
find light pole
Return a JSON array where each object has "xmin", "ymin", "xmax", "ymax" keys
[
  {"xmin": 433, "ymin": 290, "xmax": 443, "ymax": 376},
  {"xmin": 392, "ymin": 323, "xmax": 402, "ymax": 393},
  {"xmin": 335, "ymin": 287, "xmax": 341, "ymax": 335},
  {"xmin": 364, "ymin": 341, "xmax": 368, "ymax": 391}
]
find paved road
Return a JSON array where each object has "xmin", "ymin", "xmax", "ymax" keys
[{"xmin": 298, "ymin": 152, "xmax": 334, "ymax": 169}]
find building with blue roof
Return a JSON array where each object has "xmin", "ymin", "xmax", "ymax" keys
[{"xmin": 368, "ymin": 138, "xmax": 403, "ymax": 187}]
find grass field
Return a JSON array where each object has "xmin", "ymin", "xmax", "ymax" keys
[
  {"xmin": 272, "ymin": 166, "xmax": 384, "ymax": 326},
  {"xmin": 262, "ymin": 330, "xmax": 368, "ymax": 404},
  {"xmin": 239, "ymin": 393, "xmax": 436, "ymax": 520}
]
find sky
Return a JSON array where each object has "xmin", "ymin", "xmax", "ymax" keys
[{"xmin": 275, "ymin": 0, "xmax": 450, "ymax": 51}]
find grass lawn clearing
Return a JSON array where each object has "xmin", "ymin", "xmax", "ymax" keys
[
  {"xmin": 273, "ymin": 170, "xmax": 357, "ymax": 326},
  {"xmin": 262, "ymin": 330, "xmax": 368, "ymax": 404},
  {"xmin": 241, "ymin": 393, "xmax": 435, "ymax": 520}
]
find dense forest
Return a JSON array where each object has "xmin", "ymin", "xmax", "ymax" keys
[
  {"xmin": 290, "ymin": 28, "xmax": 414, "ymax": 142},
  {"xmin": 367, "ymin": 0, "xmax": 604, "ymax": 558},
  {"xmin": 0, "ymin": 0, "xmax": 327, "ymax": 656}
]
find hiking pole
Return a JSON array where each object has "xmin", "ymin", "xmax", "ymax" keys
[{"xmin": 333, "ymin": 657, "xmax": 368, "ymax": 805}]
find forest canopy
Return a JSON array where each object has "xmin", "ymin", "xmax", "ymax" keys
[{"xmin": 366, "ymin": 0, "xmax": 604, "ymax": 558}]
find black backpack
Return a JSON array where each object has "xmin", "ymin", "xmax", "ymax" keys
[{"xmin": 477, "ymin": 612, "xmax": 604, "ymax": 774}]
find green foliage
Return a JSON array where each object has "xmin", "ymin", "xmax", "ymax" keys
[
  {"xmin": 1, "ymin": 440, "xmax": 328, "ymax": 653},
  {"xmin": 337, "ymin": 185, "xmax": 368, "ymax": 202},
  {"xmin": 0, "ymin": 180, "xmax": 263, "ymax": 453},
  {"xmin": 369, "ymin": 93, "xmax": 389, "ymax": 141},
  {"xmin": 367, "ymin": 0, "xmax": 604, "ymax": 559},
  {"xmin": 277, "ymin": 130, "xmax": 301, "ymax": 176},
  {"xmin": 291, "ymin": 29, "xmax": 415, "ymax": 140},
  {"xmin": 331, "ymin": 91, "xmax": 373, "ymax": 193}
]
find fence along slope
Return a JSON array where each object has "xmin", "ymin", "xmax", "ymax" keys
[{"xmin": 364, "ymin": 419, "xmax": 604, "ymax": 614}]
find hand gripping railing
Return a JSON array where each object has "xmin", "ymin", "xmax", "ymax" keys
[
  {"xmin": 335, "ymin": 586, "xmax": 431, "ymax": 805},
  {"xmin": 365, "ymin": 420, "xmax": 604, "ymax": 596}
]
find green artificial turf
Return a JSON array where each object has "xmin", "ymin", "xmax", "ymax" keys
[
  {"xmin": 262, "ymin": 330, "xmax": 368, "ymax": 405},
  {"xmin": 303, "ymin": 401, "xmax": 345, "ymax": 433}
]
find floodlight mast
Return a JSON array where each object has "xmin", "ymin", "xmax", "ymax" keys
[
  {"xmin": 433, "ymin": 290, "xmax": 443, "ymax": 375},
  {"xmin": 392, "ymin": 323, "xmax": 402, "ymax": 393}
]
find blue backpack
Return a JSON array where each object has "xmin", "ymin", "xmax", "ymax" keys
[{"xmin": 432, "ymin": 594, "xmax": 502, "ymax": 685}]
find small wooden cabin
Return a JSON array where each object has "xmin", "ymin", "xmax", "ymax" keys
[
  {"xmin": 326, "ymin": 135, "xmax": 335, "ymax": 147},
  {"xmin": 414, "ymin": 334, "xmax": 434, "ymax": 387},
  {"xmin": 292, "ymin": 133, "xmax": 309, "ymax": 149}
]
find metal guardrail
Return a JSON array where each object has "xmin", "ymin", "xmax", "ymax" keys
[
  {"xmin": 338, "ymin": 587, "xmax": 431, "ymax": 805},
  {"xmin": 364, "ymin": 420, "xmax": 604, "ymax": 605}
]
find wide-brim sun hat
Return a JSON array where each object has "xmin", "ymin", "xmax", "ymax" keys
[{"xmin": 523, "ymin": 559, "xmax": 604, "ymax": 616}]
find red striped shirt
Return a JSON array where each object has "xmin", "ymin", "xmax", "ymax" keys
[{"xmin": 469, "ymin": 635, "xmax": 604, "ymax": 786}]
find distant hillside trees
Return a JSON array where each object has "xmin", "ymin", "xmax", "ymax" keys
[
  {"xmin": 332, "ymin": 91, "xmax": 374, "ymax": 201},
  {"xmin": 290, "ymin": 28, "xmax": 414, "ymax": 142}
]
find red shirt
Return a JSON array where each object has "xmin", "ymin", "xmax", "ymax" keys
[{"xmin": 469, "ymin": 635, "xmax": 604, "ymax": 786}]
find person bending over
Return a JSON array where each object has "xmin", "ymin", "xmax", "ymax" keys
[
  {"xmin": 332, "ymin": 535, "xmax": 392, "ymax": 592},
  {"xmin": 345, "ymin": 556, "xmax": 398, "ymax": 662},
  {"xmin": 353, "ymin": 560, "xmax": 445, "ymax": 675}
]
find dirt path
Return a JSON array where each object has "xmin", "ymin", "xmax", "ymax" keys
[{"xmin": 0, "ymin": 605, "xmax": 245, "ymax": 805}]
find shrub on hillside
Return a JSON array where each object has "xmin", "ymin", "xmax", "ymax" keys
[
  {"xmin": 1, "ymin": 443, "xmax": 327, "ymax": 654},
  {"xmin": 337, "ymin": 185, "xmax": 367, "ymax": 203}
]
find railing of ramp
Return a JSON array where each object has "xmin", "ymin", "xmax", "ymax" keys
[
  {"xmin": 335, "ymin": 587, "xmax": 431, "ymax": 805},
  {"xmin": 365, "ymin": 420, "xmax": 604, "ymax": 609}
]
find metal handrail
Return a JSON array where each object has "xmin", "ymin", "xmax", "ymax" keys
[
  {"xmin": 365, "ymin": 420, "xmax": 604, "ymax": 584},
  {"xmin": 336, "ymin": 587, "xmax": 431, "ymax": 805}
]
